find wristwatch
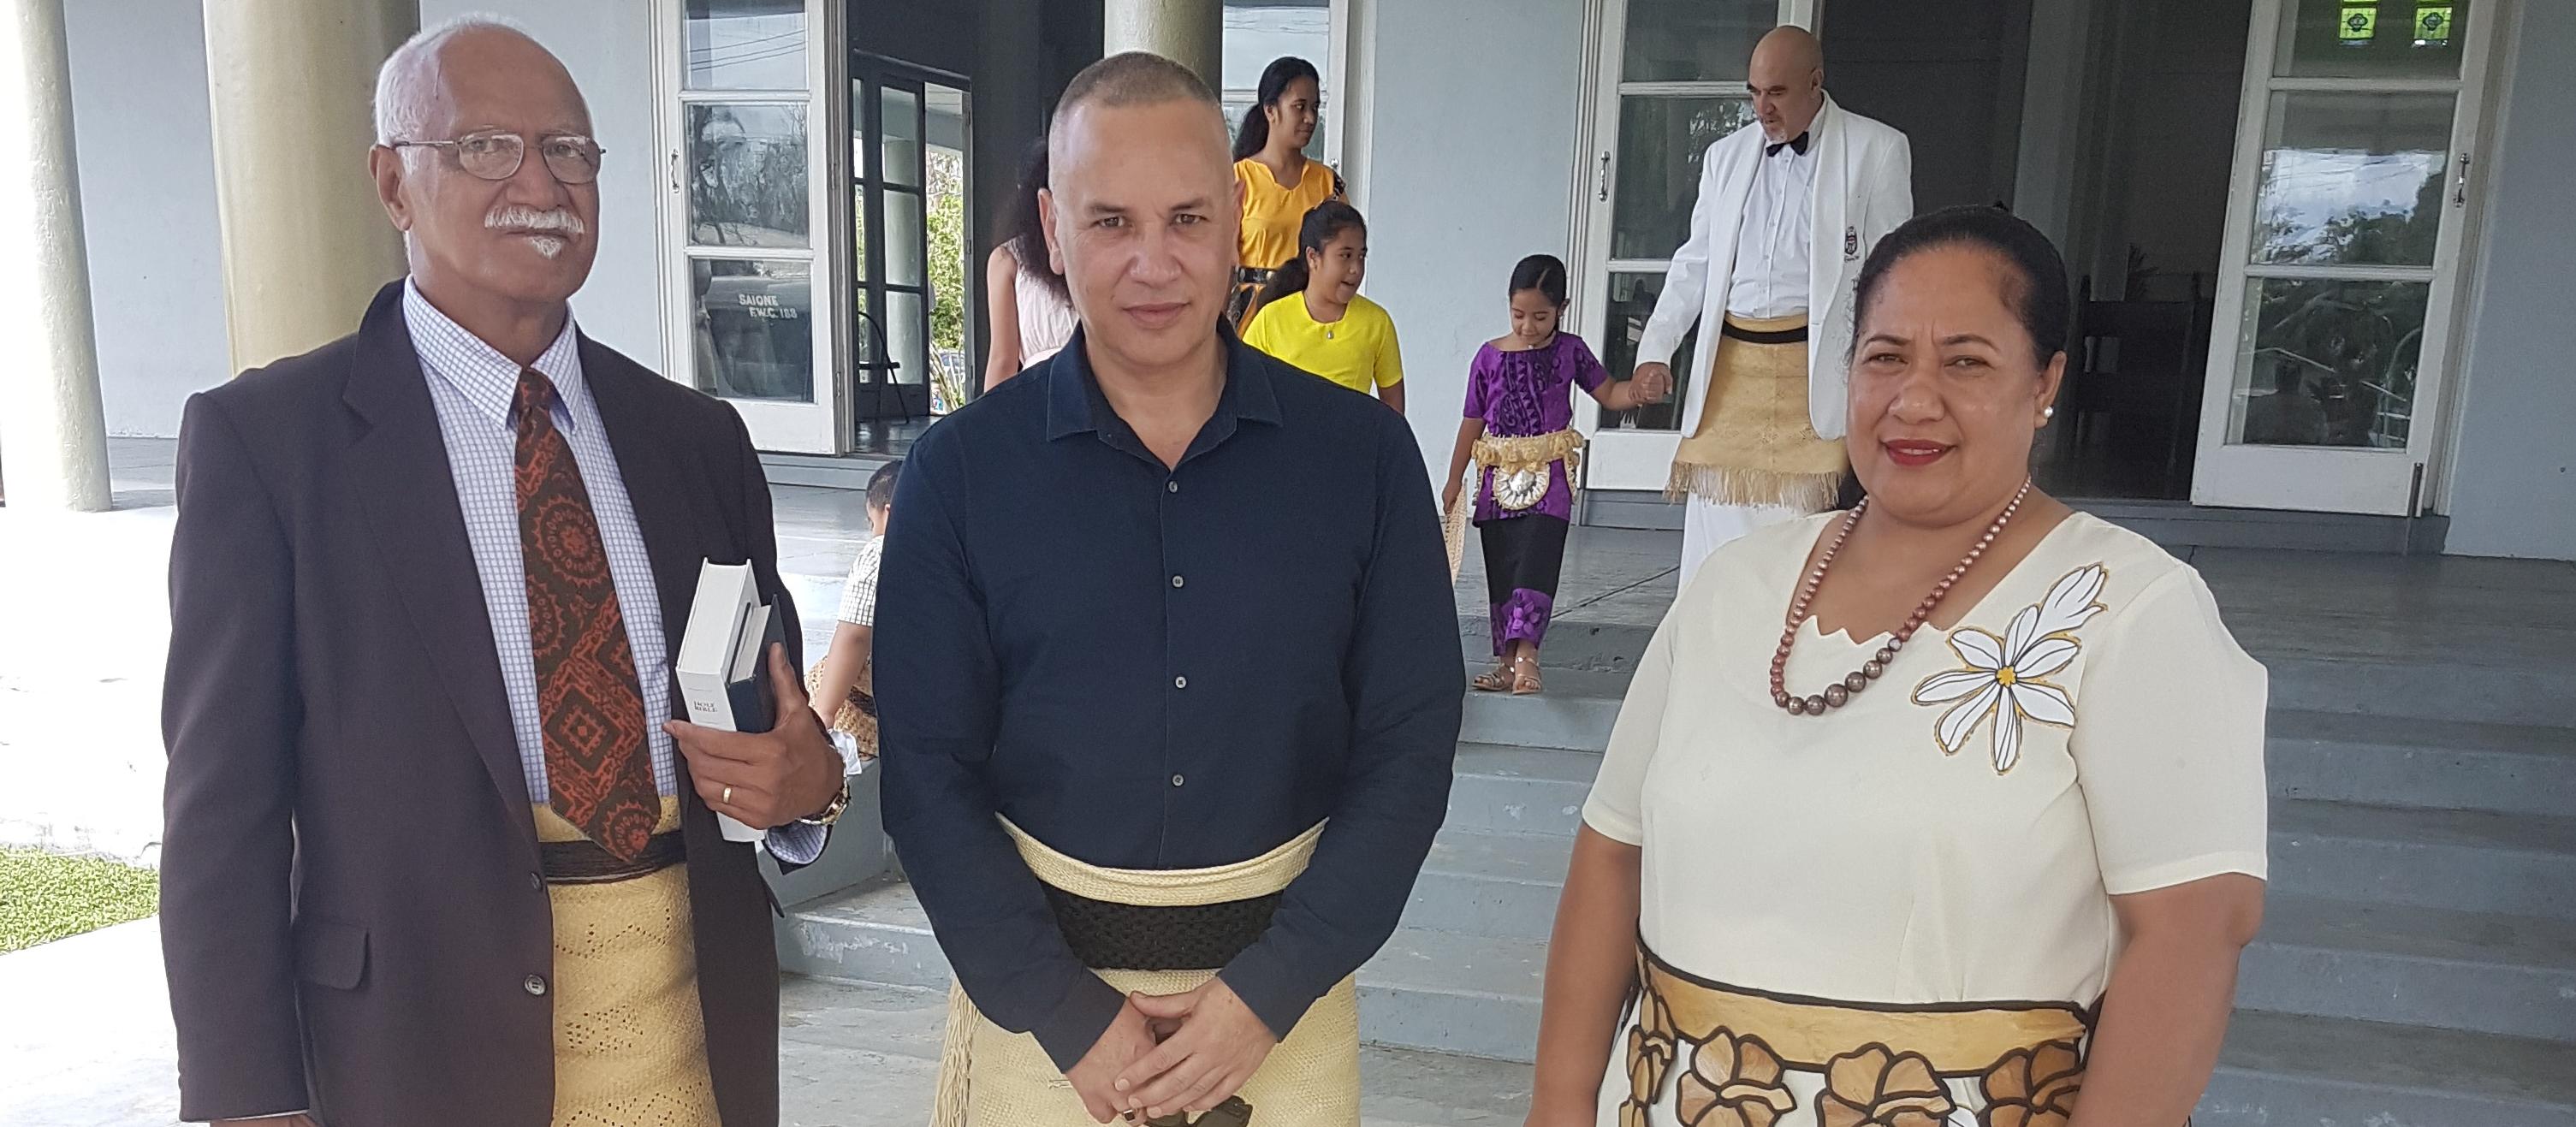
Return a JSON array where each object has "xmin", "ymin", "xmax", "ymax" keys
[{"xmin": 799, "ymin": 778, "xmax": 853, "ymax": 827}]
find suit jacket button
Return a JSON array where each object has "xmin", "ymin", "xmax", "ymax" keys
[
  {"xmin": 525, "ymin": 974, "xmax": 549, "ymax": 996},
  {"xmin": 529, "ymin": 871, "xmax": 544, "ymax": 892}
]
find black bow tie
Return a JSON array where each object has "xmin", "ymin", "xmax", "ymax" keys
[{"xmin": 1766, "ymin": 132, "xmax": 1812, "ymax": 157}]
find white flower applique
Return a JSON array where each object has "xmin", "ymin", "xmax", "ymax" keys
[{"xmin": 1910, "ymin": 564, "xmax": 2110, "ymax": 773}]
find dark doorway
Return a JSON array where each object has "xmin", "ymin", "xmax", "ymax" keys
[{"xmin": 1824, "ymin": 0, "xmax": 2252, "ymax": 500}]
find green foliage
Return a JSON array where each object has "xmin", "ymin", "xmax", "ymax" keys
[{"xmin": 0, "ymin": 848, "xmax": 159, "ymax": 953}]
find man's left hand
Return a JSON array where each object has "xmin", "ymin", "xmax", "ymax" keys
[
  {"xmin": 667, "ymin": 643, "xmax": 846, "ymax": 828},
  {"xmin": 1113, "ymin": 978, "xmax": 1279, "ymax": 1121}
]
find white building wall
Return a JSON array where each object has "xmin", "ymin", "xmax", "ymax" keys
[
  {"xmin": 1353, "ymin": 0, "xmax": 1588, "ymax": 488},
  {"xmin": 424, "ymin": 0, "xmax": 667, "ymax": 371},
  {"xmin": 2442, "ymin": 0, "xmax": 2576, "ymax": 560},
  {"xmin": 64, "ymin": 0, "xmax": 227, "ymax": 438}
]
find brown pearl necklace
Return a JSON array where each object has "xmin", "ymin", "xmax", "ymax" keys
[{"xmin": 1769, "ymin": 478, "xmax": 2033, "ymax": 716}]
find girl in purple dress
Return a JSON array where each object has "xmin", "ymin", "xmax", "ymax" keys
[{"xmin": 1442, "ymin": 255, "xmax": 1671, "ymax": 694}]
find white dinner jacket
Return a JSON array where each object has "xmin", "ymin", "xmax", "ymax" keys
[{"xmin": 1636, "ymin": 94, "xmax": 1914, "ymax": 442}]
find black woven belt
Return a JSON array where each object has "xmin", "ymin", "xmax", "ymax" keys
[
  {"xmin": 1043, "ymin": 886, "xmax": 1281, "ymax": 971},
  {"xmin": 541, "ymin": 830, "xmax": 686, "ymax": 885},
  {"xmin": 1720, "ymin": 319, "xmax": 1809, "ymax": 345}
]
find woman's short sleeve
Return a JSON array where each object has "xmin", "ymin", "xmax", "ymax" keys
[
  {"xmin": 1567, "ymin": 335, "xmax": 1611, "ymax": 394},
  {"xmin": 1582, "ymin": 614, "xmax": 1679, "ymax": 845},
  {"xmin": 2071, "ymin": 566, "xmax": 2270, "ymax": 894}
]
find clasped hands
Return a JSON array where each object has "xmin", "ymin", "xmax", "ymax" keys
[
  {"xmin": 1629, "ymin": 362, "xmax": 1677, "ymax": 405},
  {"xmin": 1067, "ymin": 976, "xmax": 1278, "ymax": 1124}
]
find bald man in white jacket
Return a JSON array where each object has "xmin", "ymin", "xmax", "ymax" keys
[{"xmin": 1630, "ymin": 27, "xmax": 1912, "ymax": 590}]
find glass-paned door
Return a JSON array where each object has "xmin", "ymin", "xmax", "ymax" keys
[
  {"xmin": 659, "ymin": 0, "xmax": 849, "ymax": 453},
  {"xmin": 1576, "ymin": 0, "xmax": 1813, "ymax": 491},
  {"xmin": 851, "ymin": 63, "xmax": 971, "ymax": 424},
  {"xmin": 2191, "ymin": 0, "xmax": 2493, "ymax": 514}
]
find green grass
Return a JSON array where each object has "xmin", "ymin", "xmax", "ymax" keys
[{"xmin": 0, "ymin": 847, "xmax": 160, "ymax": 953}]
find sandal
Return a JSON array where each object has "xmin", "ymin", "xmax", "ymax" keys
[
  {"xmin": 1472, "ymin": 663, "xmax": 1515, "ymax": 692},
  {"xmin": 1510, "ymin": 655, "xmax": 1543, "ymax": 696}
]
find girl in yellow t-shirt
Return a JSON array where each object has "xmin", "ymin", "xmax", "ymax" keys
[
  {"xmin": 1241, "ymin": 201, "xmax": 1405, "ymax": 415},
  {"xmin": 1230, "ymin": 56, "xmax": 1342, "ymax": 327}
]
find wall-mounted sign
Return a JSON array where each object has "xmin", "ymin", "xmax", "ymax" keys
[{"xmin": 2341, "ymin": 3, "xmax": 2378, "ymax": 44}]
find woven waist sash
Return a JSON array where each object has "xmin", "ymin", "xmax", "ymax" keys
[
  {"xmin": 932, "ymin": 820, "xmax": 1356, "ymax": 1127},
  {"xmin": 1472, "ymin": 428, "xmax": 1585, "ymax": 476},
  {"xmin": 1620, "ymin": 942, "xmax": 2094, "ymax": 1127}
]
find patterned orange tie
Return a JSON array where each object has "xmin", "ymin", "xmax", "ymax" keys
[{"xmin": 514, "ymin": 368, "xmax": 658, "ymax": 860}]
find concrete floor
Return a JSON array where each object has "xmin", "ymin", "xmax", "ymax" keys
[{"xmin": 0, "ymin": 919, "xmax": 1531, "ymax": 1127}]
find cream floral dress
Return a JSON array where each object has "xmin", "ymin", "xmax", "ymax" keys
[{"xmin": 1583, "ymin": 512, "xmax": 2269, "ymax": 1127}]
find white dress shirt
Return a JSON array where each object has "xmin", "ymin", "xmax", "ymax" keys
[{"xmin": 1726, "ymin": 135, "xmax": 1818, "ymax": 319}]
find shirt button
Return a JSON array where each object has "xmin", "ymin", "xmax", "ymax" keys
[
  {"xmin": 1173, "ymin": 675, "xmax": 1188, "ymax": 690},
  {"xmin": 1171, "ymin": 574, "xmax": 1185, "ymax": 589},
  {"xmin": 1166, "ymin": 480, "xmax": 1180, "ymax": 494},
  {"xmin": 1172, "ymin": 774, "xmax": 1186, "ymax": 787},
  {"xmin": 524, "ymin": 974, "xmax": 549, "ymax": 997}
]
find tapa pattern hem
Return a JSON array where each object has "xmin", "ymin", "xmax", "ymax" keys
[{"xmin": 1492, "ymin": 589, "xmax": 1556, "ymax": 655}]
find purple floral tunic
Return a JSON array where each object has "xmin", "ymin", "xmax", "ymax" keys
[{"xmin": 1462, "ymin": 334, "xmax": 1610, "ymax": 524}]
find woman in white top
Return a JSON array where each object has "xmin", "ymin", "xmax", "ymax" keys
[
  {"xmin": 982, "ymin": 140, "xmax": 1078, "ymax": 391},
  {"xmin": 1528, "ymin": 207, "xmax": 2269, "ymax": 1127}
]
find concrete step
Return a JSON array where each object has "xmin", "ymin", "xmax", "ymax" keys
[
  {"xmin": 1454, "ymin": 617, "xmax": 2576, "ymax": 730},
  {"xmin": 2269, "ymin": 709, "xmax": 2576, "ymax": 817},
  {"xmin": 1443, "ymin": 744, "xmax": 1594, "ymax": 837},
  {"xmin": 2204, "ymin": 1011, "xmax": 2576, "ymax": 1127},
  {"xmin": 2240, "ymin": 896, "xmax": 2576, "ymax": 1042},
  {"xmin": 1456, "ymin": 668, "xmax": 1627, "ymax": 752},
  {"xmin": 1402, "ymin": 822, "xmax": 2576, "ymax": 1040},
  {"xmin": 780, "ymin": 882, "xmax": 2576, "ymax": 1123},
  {"xmin": 2273, "ymin": 800, "xmax": 2576, "ymax": 921}
]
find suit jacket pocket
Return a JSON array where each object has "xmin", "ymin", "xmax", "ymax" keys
[{"xmin": 293, "ymin": 915, "xmax": 370, "ymax": 991}]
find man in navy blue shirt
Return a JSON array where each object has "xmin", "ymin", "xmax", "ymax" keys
[{"xmin": 874, "ymin": 52, "xmax": 1461, "ymax": 1126}]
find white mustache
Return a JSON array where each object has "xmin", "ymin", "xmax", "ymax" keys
[{"xmin": 486, "ymin": 206, "xmax": 584, "ymax": 259}]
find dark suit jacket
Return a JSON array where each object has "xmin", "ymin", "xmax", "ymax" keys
[{"xmin": 160, "ymin": 282, "xmax": 803, "ymax": 1126}]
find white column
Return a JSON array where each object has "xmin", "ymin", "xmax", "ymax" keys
[
  {"xmin": 1105, "ymin": 0, "xmax": 1223, "ymax": 87},
  {"xmin": 0, "ymin": 0, "xmax": 110, "ymax": 513},
  {"xmin": 201, "ymin": 0, "xmax": 412, "ymax": 374}
]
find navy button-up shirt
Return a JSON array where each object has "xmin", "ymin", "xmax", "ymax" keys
[{"xmin": 875, "ymin": 329, "xmax": 1462, "ymax": 1070}]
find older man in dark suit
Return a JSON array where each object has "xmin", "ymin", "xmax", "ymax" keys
[{"xmin": 158, "ymin": 17, "xmax": 855, "ymax": 1127}]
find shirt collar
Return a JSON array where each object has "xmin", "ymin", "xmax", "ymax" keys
[
  {"xmin": 402, "ymin": 277, "xmax": 589, "ymax": 430},
  {"xmin": 1042, "ymin": 324, "xmax": 1283, "ymax": 446}
]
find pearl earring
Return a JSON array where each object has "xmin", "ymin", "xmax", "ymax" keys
[{"xmin": 2042, "ymin": 406, "xmax": 2057, "ymax": 421}]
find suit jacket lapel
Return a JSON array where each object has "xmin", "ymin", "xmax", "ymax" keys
[
  {"xmin": 1807, "ymin": 97, "xmax": 1859, "ymax": 440},
  {"xmin": 1680, "ymin": 128, "xmax": 1765, "ymax": 439},
  {"xmin": 340, "ymin": 282, "xmax": 533, "ymax": 822},
  {"xmin": 579, "ymin": 338, "xmax": 705, "ymax": 671}
]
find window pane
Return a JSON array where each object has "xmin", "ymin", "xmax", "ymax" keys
[
  {"xmin": 851, "ymin": 183, "xmax": 870, "ymax": 282},
  {"xmin": 2227, "ymin": 277, "xmax": 2428, "ymax": 449},
  {"xmin": 1221, "ymin": 3, "xmax": 1331, "ymax": 159},
  {"xmin": 687, "ymin": 104, "xmax": 809, "ymax": 248},
  {"xmin": 1598, "ymin": 271, "xmax": 1703, "ymax": 433},
  {"xmin": 1622, "ymin": 0, "xmax": 1775, "ymax": 83},
  {"xmin": 887, "ymin": 289, "xmax": 929, "ymax": 390},
  {"xmin": 691, "ymin": 258, "xmax": 814, "ymax": 402},
  {"xmin": 2253, "ymin": 92, "xmax": 2452, "ymax": 267},
  {"xmin": 1611, "ymin": 97, "xmax": 1755, "ymax": 260},
  {"xmin": 684, "ymin": 0, "xmax": 808, "ymax": 92},
  {"xmin": 2276, "ymin": 0, "xmax": 2469, "ymax": 80},
  {"xmin": 881, "ymin": 87, "xmax": 922, "ymax": 189},
  {"xmin": 884, "ymin": 190, "xmax": 925, "ymax": 288}
]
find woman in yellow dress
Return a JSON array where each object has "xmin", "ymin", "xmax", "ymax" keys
[
  {"xmin": 1527, "ymin": 206, "xmax": 2270, "ymax": 1127},
  {"xmin": 1230, "ymin": 56, "xmax": 1341, "ymax": 328}
]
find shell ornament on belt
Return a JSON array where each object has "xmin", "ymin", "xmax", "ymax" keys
[{"xmin": 1491, "ymin": 465, "xmax": 1552, "ymax": 511}]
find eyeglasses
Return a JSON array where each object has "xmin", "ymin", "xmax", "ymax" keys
[{"xmin": 390, "ymin": 130, "xmax": 605, "ymax": 185}]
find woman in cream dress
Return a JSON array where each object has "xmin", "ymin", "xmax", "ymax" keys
[{"xmin": 1527, "ymin": 207, "xmax": 2270, "ymax": 1127}]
